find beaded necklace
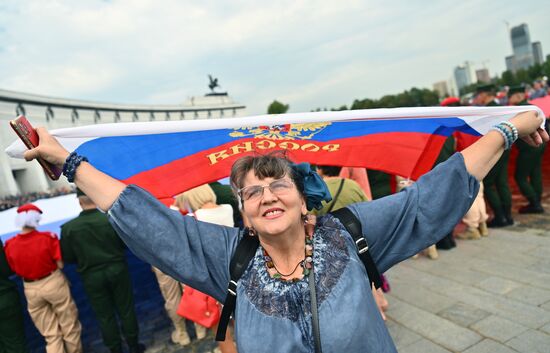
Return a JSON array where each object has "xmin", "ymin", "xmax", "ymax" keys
[{"xmin": 263, "ymin": 232, "xmax": 314, "ymax": 282}]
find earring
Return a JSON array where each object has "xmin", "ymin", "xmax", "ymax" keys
[
  {"xmin": 302, "ymin": 214, "xmax": 309, "ymax": 224},
  {"xmin": 247, "ymin": 227, "xmax": 258, "ymax": 237}
]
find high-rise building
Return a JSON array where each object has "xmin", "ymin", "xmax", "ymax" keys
[
  {"xmin": 454, "ymin": 63, "xmax": 472, "ymax": 92},
  {"xmin": 476, "ymin": 68, "xmax": 490, "ymax": 83},
  {"xmin": 510, "ymin": 23, "xmax": 534, "ymax": 71},
  {"xmin": 433, "ymin": 81, "xmax": 449, "ymax": 98},
  {"xmin": 505, "ymin": 55, "xmax": 516, "ymax": 72},
  {"xmin": 533, "ymin": 41, "xmax": 544, "ymax": 65}
]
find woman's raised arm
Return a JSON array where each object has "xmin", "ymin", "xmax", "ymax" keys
[{"xmin": 23, "ymin": 127, "xmax": 126, "ymax": 211}]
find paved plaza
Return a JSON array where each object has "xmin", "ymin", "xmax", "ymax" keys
[{"xmin": 385, "ymin": 225, "xmax": 550, "ymax": 353}]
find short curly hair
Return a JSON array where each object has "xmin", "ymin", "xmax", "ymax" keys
[{"xmin": 229, "ymin": 151, "xmax": 305, "ymax": 201}]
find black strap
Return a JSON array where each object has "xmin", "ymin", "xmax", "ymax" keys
[
  {"xmin": 325, "ymin": 179, "xmax": 345, "ymax": 214},
  {"xmin": 308, "ymin": 265, "xmax": 323, "ymax": 353},
  {"xmin": 215, "ymin": 231, "xmax": 259, "ymax": 341},
  {"xmin": 331, "ymin": 208, "xmax": 383, "ymax": 289}
]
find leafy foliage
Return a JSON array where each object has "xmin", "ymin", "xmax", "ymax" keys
[{"xmin": 267, "ymin": 100, "xmax": 289, "ymax": 114}]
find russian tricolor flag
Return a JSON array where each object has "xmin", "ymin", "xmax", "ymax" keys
[{"xmin": 6, "ymin": 106, "xmax": 543, "ymax": 200}]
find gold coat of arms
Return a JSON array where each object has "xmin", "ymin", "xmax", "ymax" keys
[{"xmin": 229, "ymin": 122, "xmax": 330, "ymax": 140}]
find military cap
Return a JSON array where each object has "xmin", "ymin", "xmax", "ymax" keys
[
  {"xmin": 440, "ymin": 97, "xmax": 460, "ymax": 107},
  {"xmin": 475, "ymin": 83, "xmax": 496, "ymax": 94},
  {"xmin": 507, "ymin": 85, "xmax": 525, "ymax": 97}
]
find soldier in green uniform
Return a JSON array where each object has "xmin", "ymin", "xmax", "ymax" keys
[
  {"xmin": 367, "ymin": 170, "xmax": 392, "ymax": 200},
  {"xmin": 475, "ymin": 84, "xmax": 514, "ymax": 227},
  {"xmin": 510, "ymin": 85, "xmax": 547, "ymax": 213},
  {"xmin": 0, "ymin": 239, "xmax": 28, "ymax": 353},
  {"xmin": 60, "ymin": 189, "xmax": 144, "ymax": 353}
]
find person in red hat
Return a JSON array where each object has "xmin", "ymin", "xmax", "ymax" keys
[{"xmin": 4, "ymin": 203, "xmax": 83, "ymax": 353}]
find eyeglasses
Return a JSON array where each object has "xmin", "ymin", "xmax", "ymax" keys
[{"xmin": 238, "ymin": 179, "xmax": 294, "ymax": 202}]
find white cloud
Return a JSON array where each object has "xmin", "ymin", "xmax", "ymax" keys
[{"xmin": 0, "ymin": 0, "xmax": 549, "ymax": 114}]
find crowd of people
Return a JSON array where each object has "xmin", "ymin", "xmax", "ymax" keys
[
  {"xmin": 0, "ymin": 81, "xmax": 548, "ymax": 353},
  {"xmin": 492, "ymin": 79, "xmax": 549, "ymax": 106},
  {"xmin": 0, "ymin": 187, "xmax": 75, "ymax": 212}
]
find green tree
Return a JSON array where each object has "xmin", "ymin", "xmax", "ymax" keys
[
  {"xmin": 499, "ymin": 70, "xmax": 517, "ymax": 86},
  {"xmin": 267, "ymin": 100, "xmax": 289, "ymax": 114},
  {"xmin": 528, "ymin": 63, "xmax": 543, "ymax": 80},
  {"xmin": 515, "ymin": 69, "xmax": 531, "ymax": 85},
  {"xmin": 349, "ymin": 87, "xmax": 438, "ymax": 110}
]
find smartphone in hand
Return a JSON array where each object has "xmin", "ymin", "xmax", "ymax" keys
[{"xmin": 9, "ymin": 115, "xmax": 62, "ymax": 180}]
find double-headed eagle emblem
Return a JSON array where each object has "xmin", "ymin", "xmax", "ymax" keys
[{"xmin": 229, "ymin": 122, "xmax": 330, "ymax": 140}]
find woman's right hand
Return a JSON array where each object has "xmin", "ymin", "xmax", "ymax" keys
[{"xmin": 23, "ymin": 127, "xmax": 70, "ymax": 166}]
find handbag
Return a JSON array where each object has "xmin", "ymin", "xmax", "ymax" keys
[{"xmin": 177, "ymin": 285, "xmax": 221, "ymax": 328}]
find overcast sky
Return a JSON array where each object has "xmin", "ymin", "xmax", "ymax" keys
[{"xmin": 0, "ymin": 0, "xmax": 549, "ymax": 115}]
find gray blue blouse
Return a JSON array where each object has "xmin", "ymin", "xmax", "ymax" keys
[{"xmin": 108, "ymin": 153, "xmax": 478, "ymax": 353}]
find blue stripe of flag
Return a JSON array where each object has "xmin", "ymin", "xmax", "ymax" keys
[{"xmin": 76, "ymin": 117, "xmax": 479, "ymax": 180}]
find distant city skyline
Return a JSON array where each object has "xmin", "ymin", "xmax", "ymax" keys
[
  {"xmin": 443, "ymin": 21, "xmax": 546, "ymax": 96},
  {"xmin": 1, "ymin": 1, "xmax": 549, "ymax": 114}
]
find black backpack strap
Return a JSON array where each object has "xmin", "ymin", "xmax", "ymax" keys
[
  {"xmin": 330, "ymin": 208, "xmax": 383, "ymax": 289},
  {"xmin": 216, "ymin": 230, "xmax": 259, "ymax": 341},
  {"xmin": 325, "ymin": 179, "xmax": 345, "ymax": 214}
]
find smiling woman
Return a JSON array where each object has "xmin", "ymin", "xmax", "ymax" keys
[{"xmin": 19, "ymin": 110, "xmax": 548, "ymax": 352}]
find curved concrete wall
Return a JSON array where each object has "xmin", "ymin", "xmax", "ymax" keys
[{"xmin": 0, "ymin": 90, "xmax": 246, "ymax": 197}]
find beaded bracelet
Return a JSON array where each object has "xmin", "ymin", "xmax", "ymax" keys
[
  {"xmin": 62, "ymin": 152, "xmax": 89, "ymax": 182},
  {"xmin": 491, "ymin": 125, "xmax": 511, "ymax": 150},
  {"xmin": 501, "ymin": 121, "xmax": 519, "ymax": 141},
  {"xmin": 491, "ymin": 124, "xmax": 514, "ymax": 150}
]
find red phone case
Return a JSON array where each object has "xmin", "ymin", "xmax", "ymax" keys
[{"xmin": 9, "ymin": 115, "xmax": 62, "ymax": 180}]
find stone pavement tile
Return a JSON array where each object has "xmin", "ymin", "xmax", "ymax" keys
[
  {"xmin": 506, "ymin": 285, "xmax": 550, "ymax": 306},
  {"xmin": 398, "ymin": 338, "xmax": 452, "ymax": 353},
  {"xmin": 386, "ymin": 297, "xmax": 482, "ymax": 351},
  {"xmin": 464, "ymin": 240, "xmax": 540, "ymax": 267},
  {"xmin": 469, "ymin": 315, "xmax": 529, "ymax": 342},
  {"xmin": 542, "ymin": 300, "xmax": 550, "ymax": 310},
  {"xmin": 386, "ymin": 319, "xmax": 422, "ymax": 350},
  {"xmin": 394, "ymin": 265, "xmax": 550, "ymax": 329},
  {"xmin": 462, "ymin": 338, "xmax": 519, "ymax": 353},
  {"xmin": 401, "ymin": 256, "xmax": 490, "ymax": 287},
  {"xmin": 530, "ymin": 246, "xmax": 550, "ymax": 260},
  {"xmin": 395, "ymin": 261, "xmax": 489, "ymax": 289},
  {"xmin": 385, "ymin": 280, "xmax": 456, "ymax": 314},
  {"xmin": 490, "ymin": 229, "xmax": 549, "ymax": 246},
  {"xmin": 541, "ymin": 322, "xmax": 550, "ymax": 335},
  {"xmin": 505, "ymin": 329, "xmax": 550, "ymax": 353},
  {"xmin": 476, "ymin": 276, "xmax": 523, "ymax": 295},
  {"xmin": 528, "ymin": 258, "xmax": 550, "ymax": 275},
  {"xmin": 437, "ymin": 302, "xmax": 490, "ymax": 327},
  {"xmin": 471, "ymin": 257, "xmax": 550, "ymax": 291}
]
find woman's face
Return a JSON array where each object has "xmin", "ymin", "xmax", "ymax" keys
[{"xmin": 240, "ymin": 170, "xmax": 307, "ymax": 237}]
